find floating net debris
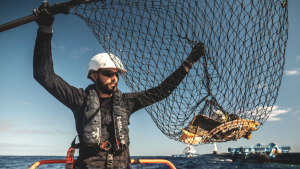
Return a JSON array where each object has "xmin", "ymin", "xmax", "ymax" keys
[{"xmin": 71, "ymin": 0, "xmax": 289, "ymax": 144}]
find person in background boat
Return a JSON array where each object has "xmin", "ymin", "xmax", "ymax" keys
[{"xmin": 32, "ymin": 1, "xmax": 205, "ymax": 169}]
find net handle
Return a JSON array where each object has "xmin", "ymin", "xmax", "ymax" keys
[{"xmin": 0, "ymin": 0, "xmax": 100, "ymax": 32}]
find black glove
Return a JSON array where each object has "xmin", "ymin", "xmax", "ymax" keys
[
  {"xmin": 184, "ymin": 42, "xmax": 205, "ymax": 69},
  {"xmin": 33, "ymin": 1, "xmax": 55, "ymax": 33}
]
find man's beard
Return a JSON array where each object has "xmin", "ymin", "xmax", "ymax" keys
[{"xmin": 97, "ymin": 79, "xmax": 118, "ymax": 95}]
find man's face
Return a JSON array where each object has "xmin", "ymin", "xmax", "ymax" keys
[{"xmin": 95, "ymin": 68, "xmax": 119, "ymax": 95}]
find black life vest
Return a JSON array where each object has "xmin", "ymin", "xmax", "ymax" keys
[
  {"xmin": 83, "ymin": 85, "xmax": 130, "ymax": 151},
  {"xmin": 65, "ymin": 86, "xmax": 130, "ymax": 169}
]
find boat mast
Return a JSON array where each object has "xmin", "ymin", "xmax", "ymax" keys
[{"xmin": 213, "ymin": 142, "xmax": 218, "ymax": 154}]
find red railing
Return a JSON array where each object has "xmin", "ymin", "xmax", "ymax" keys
[{"xmin": 29, "ymin": 159, "xmax": 177, "ymax": 169}]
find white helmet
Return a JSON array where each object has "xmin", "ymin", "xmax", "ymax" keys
[{"xmin": 87, "ymin": 53, "xmax": 127, "ymax": 79}]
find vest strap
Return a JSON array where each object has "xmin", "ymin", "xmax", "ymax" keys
[
  {"xmin": 65, "ymin": 147, "xmax": 75, "ymax": 169},
  {"xmin": 106, "ymin": 153, "xmax": 114, "ymax": 169},
  {"xmin": 65, "ymin": 136, "xmax": 84, "ymax": 169}
]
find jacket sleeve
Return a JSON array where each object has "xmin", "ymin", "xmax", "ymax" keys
[
  {"xmin": 131, "ymin": 64, "xmax": 188, "ymax": 113},
  {"xmin": 33, "ymin": 30, "xmax": 86, "ymax": 111}
]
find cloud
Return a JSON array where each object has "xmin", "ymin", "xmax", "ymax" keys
[
  {"xmin": 14, "ymin": 129, "xmax": 53, "ymax": 135},
  {"xmin": 257, "ymin": 83, "xmax": 268, "ymax": 89},
  {"xmin": 75, "ymin": 47, "xmax": 92, "ymax": 54},
  {"xmin": 53, "ymin": 42, "xmax": 92, "ymax": 59},
  {"xmin": 268, "ymin": 106, "xmax": 290, "ymax": 121},
  {"xmin": 55, "ymin": 130, "xmax": 75, "ymax": 135},
  {"xmin": 297, "ymin": 55, "xmax": 300, "ymax": 60},
  {"xmin": 32, "ymin": 119, "xmax": 53, "ymax": 125},
  {"xmin": 52, "ymin": 43, "xmax": 66, "ymax": 50},
  {"xmin": 245, "ymin": 106, "xmax": 290, "ymax": 121},
  {"xmin": 285, "ymin": 70, "xmax": 299, "ymax": 75},
  {"xmin": 285, "ymin": 68, "xmax": 300, "ymax": 75},
  {"xmin": 0, "ymin": 143, "xmax": 48, "ymax": 148},
  {"xmin": 292, "ymin": 110, "xmax": 300, "ymax": 116},
  {"xmin": 18, "ymin": 101, "xmax": 31, "ymax": 105},
  {"xmin": 57, "ymin": 46, "xmax": 66, "ymax": 50},
  {"xmin": 256, "ymin": 83, "xmax": 275, "ymax": 90},
  {"xmin": 71, "ymin": 46, "xmax": 93, "ymax": 59},
  {"xmin": 11, "ymin": 118, "xmax": 23, "ymax": 122},
  {"xmin": 13, "ymin": 129, "xmax": 74, "ymax": 135},
  {"xmin": 0, "ymin": 121, "xmax": 15, "ymax": 133}
]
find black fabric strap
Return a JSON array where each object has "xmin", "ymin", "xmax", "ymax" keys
[{"xmin": 106, "ymin": 153, "xmax": 114, "ymax": 169}]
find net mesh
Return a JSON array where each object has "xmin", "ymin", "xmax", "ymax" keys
[{"xmin": 71, "ymin": 0, "xmax": 289, "ymax": 144}]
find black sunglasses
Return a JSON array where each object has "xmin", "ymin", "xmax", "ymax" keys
[{"xmin": 98, "ymin": 69, "xmax": 120, "ymax": 78}]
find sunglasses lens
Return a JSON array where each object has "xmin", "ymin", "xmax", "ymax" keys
[{"xmin": 101, "ymin": 70, "xmax": 119, "ymax": 78}]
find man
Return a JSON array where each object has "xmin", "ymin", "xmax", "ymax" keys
[{"xmin": 33, "ymin": 2, "xmax": 205, "ymax": 169}]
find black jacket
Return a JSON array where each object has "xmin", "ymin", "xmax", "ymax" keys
[{"xmin": 33, "ymin": 30, "xmax": 188, "ymax": 168}]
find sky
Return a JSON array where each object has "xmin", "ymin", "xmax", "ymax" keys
[{"xmin": 0, "ymin": 0, "xmax": 299, "ymax": 157}]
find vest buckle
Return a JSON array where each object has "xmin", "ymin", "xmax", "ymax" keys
[{"xmin": 100, "ymin": 141, "xmax": 111, "ymax": 151}]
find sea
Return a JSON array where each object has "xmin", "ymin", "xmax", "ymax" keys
[{"xmin": 0, "ymin": 155, "xmax": 299, "ymax": 169}]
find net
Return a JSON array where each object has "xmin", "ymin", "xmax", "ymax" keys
[{"xmin": 71, "ymin": 0, "xmax": 289, "ymax": 144}]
